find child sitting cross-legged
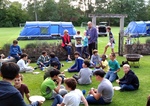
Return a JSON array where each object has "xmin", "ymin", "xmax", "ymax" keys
[
  {"xmin": 37, "ymin": 51, "xmax": 50, "ymax": 68},
  {"xmin": 73, "ymin": 60, "xmax": 92, "ymax": 85},
  {"xmin": 41, "ymin": 69, "xmax": 66, "ymax": 100},
  {"xmin": 68, "ymin": 51, "xmax": 84, "ymax": 72},
  {"xmin": 14, "ymin": 74, "xmax": 31, "ymax": 103},
  {"xmin": 92, "ymin": 54, "xmax": 109, "ymax": 73},
  {"xmin": 90, "ymin": 49, "xmax": 101, "ymax": 68},
  {"xmin": 17, "ymin": 53, "xmax": 34, "ymax": 73}
]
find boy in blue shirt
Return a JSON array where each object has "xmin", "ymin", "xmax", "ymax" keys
[
  {"xmin": 10, "ymin": 40, "xmax": 22, "ymax": 61},
  {"xmin": 49, "ymin": 52, "xmax": 61, "ymax": 70},
  {"xmin": 68, "ymin": 51, "xmax": 84, "ymax": 72},
  {"xmin": 105, "ymin": 53, "xmax": 120, "ymax": 82}
]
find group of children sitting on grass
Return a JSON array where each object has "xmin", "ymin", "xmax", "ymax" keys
[{"xmin": 0, "ymin": 39, "xmax": 142, "ymax": 106}]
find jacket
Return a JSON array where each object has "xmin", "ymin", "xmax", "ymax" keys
[
  {"xmin": 119, "ymin": 70, "xmax": 139, "ymax": 89},
  {"xmin": 37, "ymin": 55, "xmax": 50, "ymax": 64},
  {"xmin": 61, "ymin": 34, "xmax": 71, "ymax": 47}
]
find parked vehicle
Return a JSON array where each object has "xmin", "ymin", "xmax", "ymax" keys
[{"xmin": 97, "ymin": 22, "xmax": 107, "ymax": 37}]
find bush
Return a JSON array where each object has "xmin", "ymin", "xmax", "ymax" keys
[
  {"xmin": 2, "ymin": 43, "xmax": 11, "ymax": 50},
  {"xmin": 146, "ymin": 38, "xmax": 150, "ymax": 44},
  {"xmin": 25, "ymin": 43, "xmax": 37, "ymax": 49}
]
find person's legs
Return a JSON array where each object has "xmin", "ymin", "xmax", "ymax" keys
[
  {"xmin": 43, "ymin": 62, "xmax": 49, "ymax": 67},
  {"xmin": 64, "ymin": 46, "xmax": 71, "ymax": 60},
  {"xmin": 103, "ymin": 45, "xmax": 109, "ymax": 54},
  {"xmin": 82, "ymin": 46, "xmax": 89, "ymax": 58},
  {"xmin": 86, "ymin": 95, "xmax": 106, "ymax": 105},
  {"xmin": 68, "ymin": 68, "xmax": 78, "ymax": 72},
  {"xmin": 120, "ymin": 84, "xmax": 135, "ymax": 91},
  {"xmin": 111, "ymin": 44, "xmax": 115, "ymax": 53},
  {"xmin": 89, "ymin": 42, "xmax": 96, "ymax": 57},
  {"xmin": 109, "ymin": 72, "xmax": 117, "ymax": 82},
  {"xmin": 76, "ymin": 47, "xmax": 82, "ymax": 56},
  {"xmin": 52, "ymin": 94, "xmax": 63, "ymax": 106},
  {"xmin": 29, "ymin": 101, "xmax": 39, "ymax": 106},
  {"xmin": 11, "ymin": 55, "xmax": 20, "ymax": 62},
  {"xmin": 50, "ymin": 90, "xmax": 57, "ymax": 99},
  {"xmin": 105, "ymin": 71, "xmax": 111, "ymax": 80},
  {"xmin": 88, "ymin": 43, "xmax": 92, "ymax": 57}
]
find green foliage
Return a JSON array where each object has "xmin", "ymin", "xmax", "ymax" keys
[
  {"xmin": 146, "ymin": 38, "xmax": 150, "ymax": 44},
  {"xmin": 2, "ymin": 43, "xmax": 11, "ymax": 50},
  {"xmin": 25, "ymin": 41, "xmax": 50, "ymax": 49},
  {"xmin": 25, "ymin": 43, "xmax": 37, "ymax": 49},
  {"xmin": 0, "ymin": 0, "xmax": 150, "ymax": 27}
]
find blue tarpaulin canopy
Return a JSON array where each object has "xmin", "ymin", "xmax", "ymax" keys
[{"xmin": 17, "ymin": 21, "xmax": 77, "ymax": 40}]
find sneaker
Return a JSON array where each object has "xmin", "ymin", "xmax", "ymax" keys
[{"xmin": 34, "ymin": 67, "xmax": 38, "ymax": 70}]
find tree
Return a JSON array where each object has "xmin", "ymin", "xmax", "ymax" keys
[
  {"xmin": 40, "ymin": 0, "xmax": 59, "ymax": 21},
  {"xmin": 108, "ymin": 0, "xmax": 147, "ymax": 25}
]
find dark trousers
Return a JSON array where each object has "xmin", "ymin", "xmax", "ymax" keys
[
  {"xmin": 11, "ymin": 55, "xmax": 20, "ymax": 62},
  {"xmin": 89, "ymin": 42, "xmax": 96, "ymax": 56},
  {"xmin": 82, "ymin": 46, "xmax": 89, "ymax": 58},
  {"xmin": 76, "ymin": 47, "xmax": 82, "ymax": 56}
]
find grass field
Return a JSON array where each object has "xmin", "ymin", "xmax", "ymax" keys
[{"xmin": 0, "ymin": 27, "xmax": 150, "ymax": 106}]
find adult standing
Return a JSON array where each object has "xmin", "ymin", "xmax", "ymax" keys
[
  {"xmin": 86, "ymin": 21, "xmax": 98, "ymax": 57},
  {"xmin": 61, "ymin": 30, "xmax": 72, "ymax": 61}
]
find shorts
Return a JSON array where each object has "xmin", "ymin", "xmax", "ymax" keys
[{"xmin": 107, "ymin": 42, "xmax": 115, "ymax": 48}]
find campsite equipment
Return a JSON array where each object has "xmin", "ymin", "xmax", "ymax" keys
[
  {"xmin": 123, "ymin": 54, "xmax": 142, "ymax": 68},
  {"xmin": 17, "ymin": 21, "xmax": 76, "ymax": 40}
]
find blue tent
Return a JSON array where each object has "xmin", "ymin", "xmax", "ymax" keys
[
  {"xmin": 17, "ymin": 21, "xmax": 77, "ymax": 40},
  {"xmin": 145, "ymin": 21, "xmax": 150, "ymax": 35},
  {"xmin": 124, "ymin": 21, "xmax": 147, "ymax": 37}
]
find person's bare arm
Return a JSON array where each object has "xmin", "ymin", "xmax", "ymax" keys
[
  {"xmin": 81, "ymin": 96, "xmax": 88, "ymax": 106},
  {"xmin": 90, "ymin": 88, "xmax": 101, "ymax": 100},
  {"xmin": 114, "ymin": 68, "xmax": 120, "ymax": 73},
  {"xmin": 54, "ymin": 77, "xmax": 62, "ymax": 93},
  {"xmin": 25, "ymin": 93, "xmax": 31, "ymax": 104}
]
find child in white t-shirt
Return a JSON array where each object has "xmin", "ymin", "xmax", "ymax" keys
[
  {"xmin": 56, "ymin": 78, "xmax": 88, "ymax": 106},
  {"xmin": 17, "ymin": 53, "xmax": 34, "ymax": 73},
  {"xmin": 74, "ymin": 31, "xmax": 83, "ymax": 56}
]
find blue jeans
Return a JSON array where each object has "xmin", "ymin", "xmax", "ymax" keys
[
  {"xmin": 64, "ymin": 46, "xmax": 71, "ymax": 55},
  {"xmin": 11, "ymin": 54, "xmax": 20, "ymax": 62},
  {"xmin": 105, "ymin": 71, "xmax": 117, "ymax": 82},
  {"xmin": 27, "ymin": 101, "xmax": 39, "ymax": 106},
  {"xmin": 82, "ymin": 46, "xmax": 89, "ymax": 58},
  {"xmin": 52, "ymin": 94, "xmax": 63, "ymax": 106},
  {"xmin": 120, "ymin": 84, "xmax": 135, "ymax": 91},
  {"xmin": 76, "ymin": 47, "xmax": 82, "ymax": 56},
  {"xmin": 86, "ymin": 95, "xmax": 109, "ymax": 105}
]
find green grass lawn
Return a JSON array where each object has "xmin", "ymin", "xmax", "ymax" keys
[{"xmin": 0, "ymin": 27, "xmax": 150, "ymax": 106}]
